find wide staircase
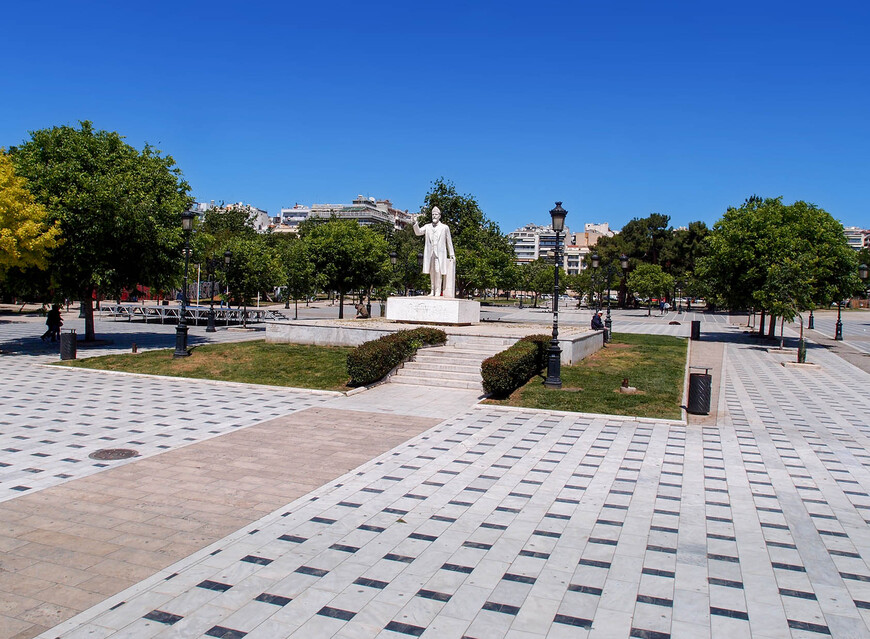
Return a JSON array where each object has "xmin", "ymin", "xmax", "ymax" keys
[{"xmin": 390, "ymin": 337, "xmax": 517, "ymax": 392}]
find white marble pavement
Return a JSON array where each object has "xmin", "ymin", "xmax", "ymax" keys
[{"xmin": 24, "ymin": 316, "xmax": 870, "ymax": 639}]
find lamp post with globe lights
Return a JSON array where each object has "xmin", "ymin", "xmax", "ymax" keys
[
  {"xmin": 173, "ymin": 210, "xmax": 195, "ymax": 357},
  {"xmin": 544, "ymin": 202, "xmax": 567, "ymax": 390}
]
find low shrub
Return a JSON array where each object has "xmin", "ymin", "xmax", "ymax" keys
[
  {"xmin": 347, "ymin": 327, "xmax": 447, "ymax": 386},
  {"xmin": 481, "ymin": 334, "xmax": 551, "ymax": 398}
]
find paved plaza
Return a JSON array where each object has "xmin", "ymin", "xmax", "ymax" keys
[{"xmin": 1, "ymin": 308, "xmax": 869, "ymax": 638}]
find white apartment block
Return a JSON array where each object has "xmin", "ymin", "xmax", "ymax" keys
[
  {"xmin": 274, "ymin": 204, "xmax": 311, "ymax": 234},
  {"xmin": 844, "ymin": 226, "xmax": 870, "ymax": 251},
  {"xmin": 189, "ymin": 201, "xmax": 271, "ymax": 232},
  {"xmin": 509, "ymin": 223, "xmax": 573, "ymax": 264},
  {"xmin": 309, "ymin": 195, "xmax": 416, "ymax": 231},
  {"xmin": 510, "ymin": 222, "xmax": 612, "ymax": 274}
]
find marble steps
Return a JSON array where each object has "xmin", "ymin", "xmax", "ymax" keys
[{"xmin": 390, "ymin": 341, "xmax": 511, "ymax": 391}]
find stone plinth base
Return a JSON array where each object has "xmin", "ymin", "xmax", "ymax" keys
[{"xmin": 386, "ymin": 296, "xmax": 480, "ymax": 325}]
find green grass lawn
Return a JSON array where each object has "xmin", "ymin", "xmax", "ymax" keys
[
  {"xmin": 56, "ymin": 340, "xmax": 353, "ymax": 391},
  {"xmin": 485, "ymin": 333, "xmax": 687, "ymax": 419}
]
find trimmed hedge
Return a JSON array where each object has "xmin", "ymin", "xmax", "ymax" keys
[
  {"xmin": 347, "ymin": 327, "xmax": 447, "ymax": 386},
  {"xmin": 481, "ymin": 334, "xmax": 551, "ymax": 398}
]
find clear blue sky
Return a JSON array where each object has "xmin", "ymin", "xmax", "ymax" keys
[{"xmin": 3, "ymin": 0, "xmax": 868, "ymax": 234}]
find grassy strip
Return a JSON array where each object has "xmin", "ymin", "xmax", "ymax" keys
[
  {"xmin": 484, "ymin": 333, "xmax": 687, "ymax": 419},
  {"xmin": 56, "ymin": 340, "xmax": 353, "ymax": 391}
]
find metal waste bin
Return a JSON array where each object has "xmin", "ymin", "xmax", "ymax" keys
[
  {"xmin": 687, "ymin": 367, "xmax": 711, "ymax": 414},
  {"xmin": 59, "ymin": 329, "xmax": 77, "ymax": 360},
  {"xmin": 690, "ymin": 320, "xmax": 701, "ymax": 341}
]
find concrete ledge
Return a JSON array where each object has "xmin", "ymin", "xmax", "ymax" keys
[{"xmin": 266, "ymin": 320, "xmax": 602, "ymax": 366}]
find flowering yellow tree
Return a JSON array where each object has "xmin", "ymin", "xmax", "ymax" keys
[{"xmin": 0, "ymin": 151, "xmax": 61, "ymax": 279}]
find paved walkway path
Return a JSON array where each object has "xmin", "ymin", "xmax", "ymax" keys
[{"xmin": 1, "ymin": 313, "xmax": 869, "ymax": 638}]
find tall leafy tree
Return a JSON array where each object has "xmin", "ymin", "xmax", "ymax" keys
[
  {"xmin": 223, "ymin": 234, "xmax": 283, "ymax": 326},
  {"xmin": 627, "ymin": 263, "xmax": 674, "ymax": 316},
  {"xmin": 697, "ymin": 197, "xmax": 858, "ymax": 333},
  {"xmin": 10, "ymin": 121, "xmax": 191, "ymax": 340},
  {"xmin": 270, "ymin": 233, "xmax": 319, "ymax": 318},
  {"xmin": 304, "ymin": 219, "xmax": 389, "ymax": 318},
  {"xmin": 0, "ymin": 152, "xmax": 62, "ymax": 280},
  {"xmin": 617, "ymin": 213, "xmax": 672, "ymax": 265}
]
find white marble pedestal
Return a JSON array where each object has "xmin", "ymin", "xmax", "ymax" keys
[{"xmin": 386, "ymin": 296, "xmax": 480, "ymax": 325}]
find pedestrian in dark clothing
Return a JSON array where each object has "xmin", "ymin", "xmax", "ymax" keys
[
  {"xmin": 591, "ymin": 312, "xmax": 604, "ymax": 330},
  {"xmin": 41, "ymin": 304, "xmax": 63, "ymax": 342}
]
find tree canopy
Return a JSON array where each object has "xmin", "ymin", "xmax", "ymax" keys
[
  {"xmin": 0, "ymin": 151, "xmax": 62, "ymax": 281},
  {"xmin": 627, "ymin": 262, "xmax": 674, "ymax": 315},
  {"xmin": 303, "ymin": 218, "xmax": 389, "ymax": 318},
  {"xmin": 697, "ymin": 197, "xmax": 858, "ymax": 315},
  {"xmin": 10, "ymin": 121, "xmax": 191, "ymax": 339}
]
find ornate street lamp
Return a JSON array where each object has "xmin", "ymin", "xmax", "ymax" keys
[
  {"xmin": 835, "ymin": 301, "xmax": 844, "ymax": 341},
  {"xmin": 173, "ymin": 210, "xmax": 195, "ymax": 357},
  {"xmin": 619, "ymin": 254, "xmax": 629, "ymax": 308},
  {"xmin": 591, "ymin": 253, "xmax": 600, "ymax": 311},
  {"xmin": 206, "ymin": 257, "xmax": 217, "ymax": 332},
  {"xmin": 544, "ymin": 202, "xmax": 566, "ymax": 389},
  {"xmin": 603, "ymin": 262, "xmax": 614, "ymax": 341}
]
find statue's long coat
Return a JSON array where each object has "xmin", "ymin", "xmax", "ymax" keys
[{"xmin": 414, "ymin": 222, "xmax": 454, "ymax": 275}]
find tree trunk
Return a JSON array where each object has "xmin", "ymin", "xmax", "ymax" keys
[
  {"xmin": 294, "ymin": 298, "xmax": 298, "ymax": 320},
  {"xmin": 758, "ymin": 309, "xmax": 766, "ymax": 336},
  {"xmin": 768, "ymin": 313, "xmax": 776, "ymax": 338},
  {"xmin": 338, "ymin": 292, "xmax": 345, "ymax": 319},
  {"xmin": 83, "ymin": 290, "xmax": 96, "ymax": 341},
  {"xmin": 780, "ymin": 317, "xmax": 785, "ymax": 349}
]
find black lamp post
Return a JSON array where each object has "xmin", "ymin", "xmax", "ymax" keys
[
  {"xmin": 676, "ymin": 279, "xmax": 683, "ymax": 313},
  {"xmin": 206, "ymin": 257, "xmax": 217, "ymax": 332},
  {"xmin": 174, "ymin": 210, "xmax": 195, "ymax": 357},
  {"xmin": 835, "ymin": 301, "xmax": 844, "ymax": 341},
  {"xmin": 619, "ymin": 254, "xmax": 629, "ymax": 308},
  {"xmin": 591, "ymin": 253, "xmax": 600, "ymax": 311},
  {"xmin": 603, "ymin": 263, "xmax": 614, "ymax": 341},
  {"xmin": 544, "ymin": 202, "xmax": 566, "ymax": 389}
]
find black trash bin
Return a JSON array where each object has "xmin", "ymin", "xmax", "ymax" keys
[
  {"xmin": 687, "ymin": 368, "xmax": 711, "ymax": 414},
  {"xmin": 690, "ymin": 320, "xmax": 701, "ymax": 341},
  {"xmin": 59, "ymin": 329, "xmax": 77, "ymax": 361}
]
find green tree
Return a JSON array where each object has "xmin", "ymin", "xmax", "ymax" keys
[
  {"xmin": 697, "ymin": 197, "xmax": 858, "ymax": 334},
  {"xmin": 627, "ymin": 263, "xmax": 674, "ymax": 316},
  {"xmin": 273, "ymin": 234, "xmax": 318, "ymax": 319},
  {"xmin": 223, "ymin": 235, "xmax": 283, "ymax": 326},
  {"xmin": 0, "ymin": 152, "xmax": 62, "ymax": 280},
  {"xmin": 202, "ymin": 204, "xmax": 258, "ymax": 246},
  {"xmin": 617, "ymin": 213, "xmax": 672, "ymax": 266},
  {"xmin": 10, "ymin": 121, "xmax": 192, "ymax": 340},
  {"xmin": 304, "ymin": 219, "xmax": 389, "ymax": 318},
  {"xmin": 527, "ymin": 258, "xmax": 567, "ymax": 307},
  {"xmin": 567, "ymin": 268, "xmax": 593, "ymax": 308},
  {"xmin": 661, "ymin": 220, "xmax": 710, "ymax": 280},
  {"xmin": 421, "ymin": 178, "xmax": 514, "ymax": 296}
]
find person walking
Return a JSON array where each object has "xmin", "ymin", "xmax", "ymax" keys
[{"xmin": 41, "ymin": 304, "xmax": 63, "ymax": 342}]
